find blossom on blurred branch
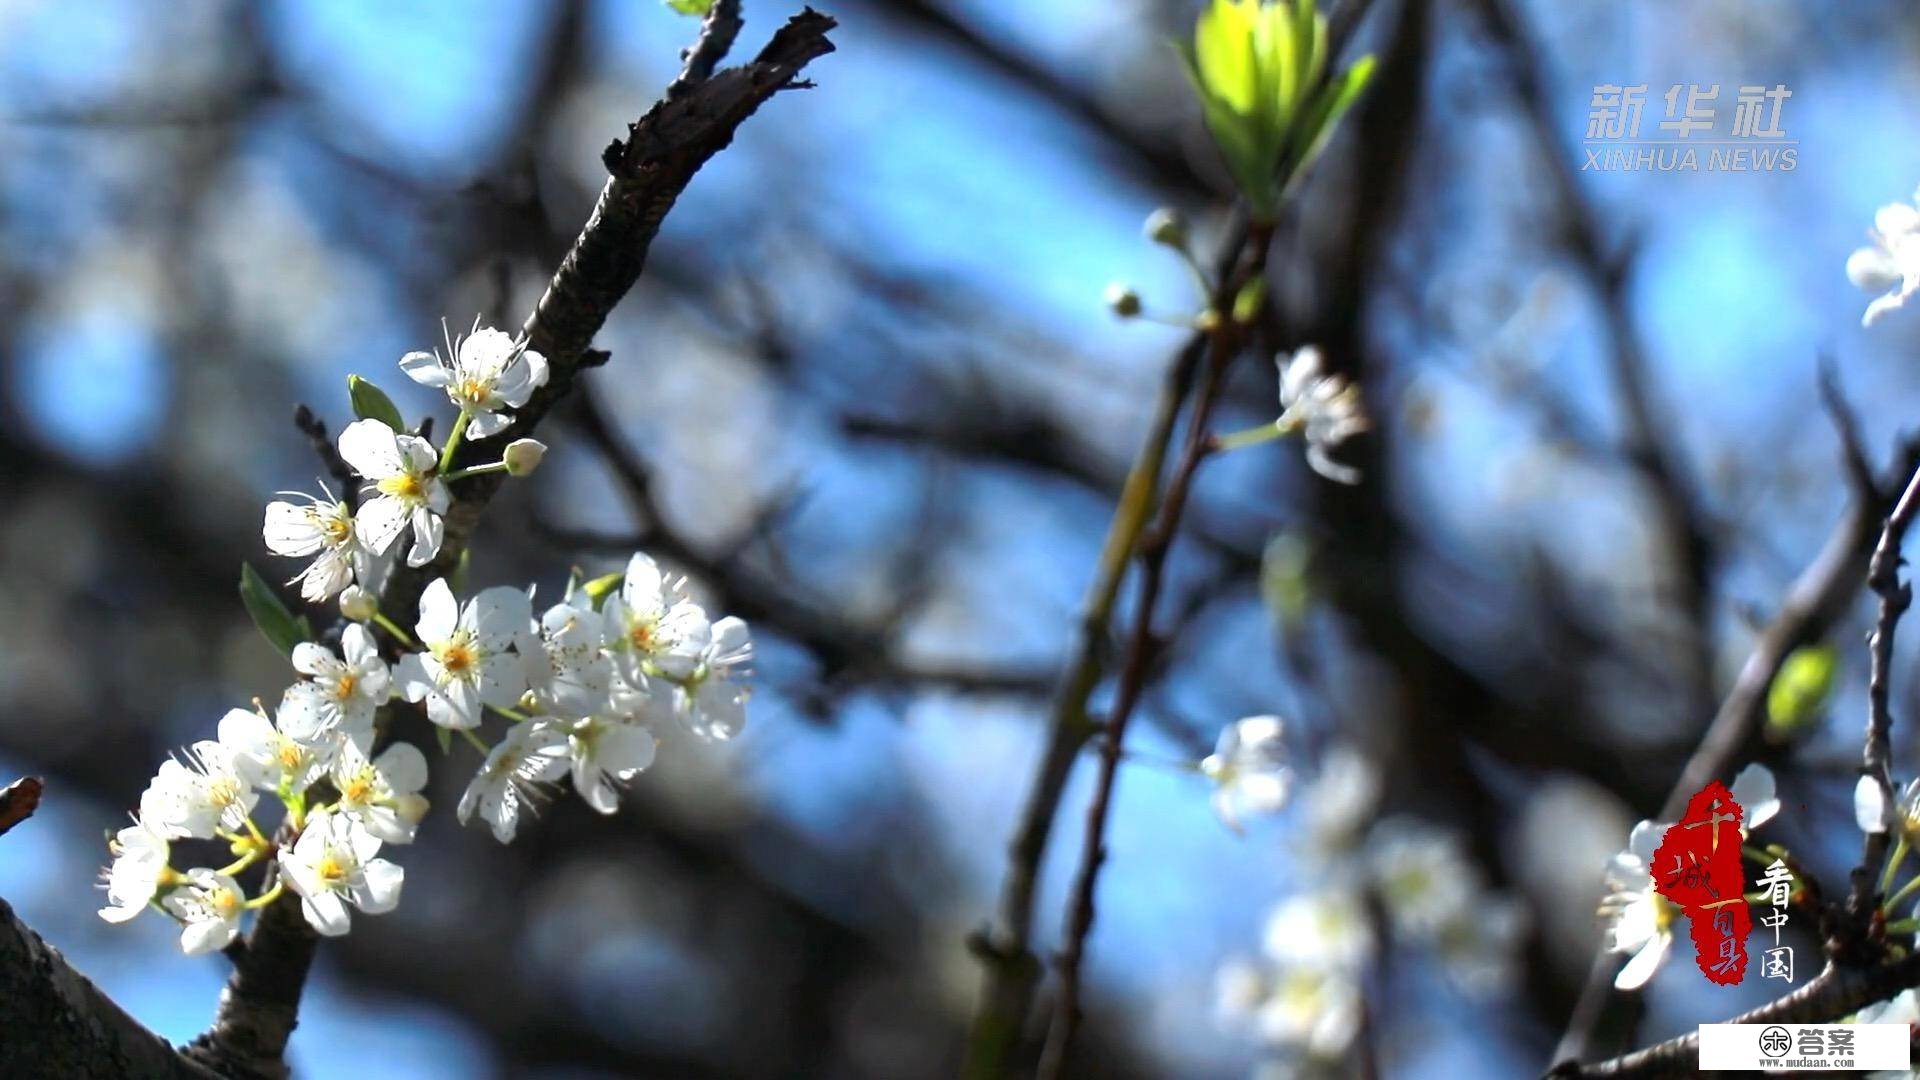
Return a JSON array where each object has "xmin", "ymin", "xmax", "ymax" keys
[{"xmin": 1848, "ymin": 189, "xmax": 1920, "ymax": 326}]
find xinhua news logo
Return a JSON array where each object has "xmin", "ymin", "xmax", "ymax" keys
[
  {"xmin": 1697, "ymin": 1024, "xmax": 1910, "ymax": 1070},
  {"xmin": 1583, "ymin": 83, "xmax": 1796, "ymax": 173}
]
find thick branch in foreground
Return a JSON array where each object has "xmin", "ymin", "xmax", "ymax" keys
[
  {"xmin": 167, "ymin": 11, "xmax": 836, "ymax": 1079},
  {"xmin": 0, "ymin": 896, "xmax": 217, "ymax": 1080}
]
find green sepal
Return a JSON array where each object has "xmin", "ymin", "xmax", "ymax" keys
[{"xmin": 347, "ymin": 374, "xmax": 407, "ymax": 433}]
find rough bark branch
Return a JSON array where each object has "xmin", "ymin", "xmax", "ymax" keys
[{"xmin": 0, "ymin": 896, "xmax": 219, "ymax": 1080}]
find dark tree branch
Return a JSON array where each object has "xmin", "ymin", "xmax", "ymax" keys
[{"xmin": 0, "ymin": 897, "xmax": 219, "ymax": 1080}]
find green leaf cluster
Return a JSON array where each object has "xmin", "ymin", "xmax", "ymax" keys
[{"xmin": 1179, "ymin": 0, "xmax": 1375, "ymax": 219}]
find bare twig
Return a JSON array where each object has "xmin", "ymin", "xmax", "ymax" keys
[
  {"xmin": 0, "ymin": 776, "xmax": 42, "ymax": 838},
  {"xmin": 1847, "ymin": 459, "xmax": 1920, "ymax": 930},
  {"xmin": 1035, "ymin": 218, "xmax": 1272, "ymax": 1077},
  {"xmin": 292, "ymin": 405, "xmax": 359, "ymax": 510}
]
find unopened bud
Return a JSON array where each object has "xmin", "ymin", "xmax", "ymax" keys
[
  {"xmin": 338, "ymin": 585, "xmax": 377, "ymax": 623},
  {"xmin": 1144, "ymin": 208, "xmax": 1188, "ymax": 248},
  {"xmin": 1105, "ymin": 283, "xmax": 1142, "ymax": 318},
  {"xmin": 503, "ymin": 438, "xmax": 547, "ymax": 477}
]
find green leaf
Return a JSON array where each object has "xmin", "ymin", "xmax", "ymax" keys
[
  {"xmin": 1767, "ymin": 644, "xmax": 1839, "ymax": 741},
  {"xmin": 582, "ymin": 570, "xmax": 626, "ymax": 609},
  {"xmin": 664, "ymin": 0, "xmax": 714, "ymax": 14},
  {"xmin": 347, "ymin": 375, "xmax": 406, "ymax": 432},
  {"xmin": 240, "ymin": 562, "xmax": 310, "ymax": 659},
  {"xmin": 1286, "ymin": 53, "xmax": 1375, "ymax": 183}
]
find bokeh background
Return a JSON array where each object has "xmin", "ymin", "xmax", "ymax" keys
[{"xmin": 4, "ymin": 0, "xmax": 1920, "ymax": 1076}]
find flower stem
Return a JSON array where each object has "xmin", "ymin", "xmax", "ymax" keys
[
  {"xmin": 459, "ymin": 727, "xmax": 491, "ymax": 755},
  {"xmin": 242, "ymin": 814, "xmax": 269, "ymax": 848},
  {"xmin": 441, "ymin": 460, "xmax": 508, "ymax": 482},
  {"xmin": 243, "ymin": 882, "xmax": 285, "ymax": 910},
  {"xmin": 1887, "ymin": 916, "xmax": 1920, "ymax": 935},
  {"xmin": 215, "ymin": 849, "xmax": 264, "ymax": 877},
  {"xmin": 1211, "ymin": 422, "xmax": 1286, "ymax": 453},
  {"xmin": 1886, "ymin": 871, "xmax": 1920, "ymax": 916},
  {"xmin": 1884, "ymin": 835, "xmax": 1910, "ymax": 898},
  {"xmin": 489, "ymin": 703, "xmax": 531, "ymax": 723},
  {"xmin": 373, "ymin": 612, "xmax": 416, "ymax": 649},
  {"xmin": 438, "ymin": 410, "xmax": 472, "ymax": 475}
]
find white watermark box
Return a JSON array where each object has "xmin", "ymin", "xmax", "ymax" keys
[{"xmin": 1698, "ymin": 1023, "xmax": 1910, "ymax": 1070}]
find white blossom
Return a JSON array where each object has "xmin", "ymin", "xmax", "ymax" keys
[
  {"xmin": 262, "ymin": 488, "xmax": 372, "ymax": 602},
  {"xmin": 394, "ymin": 579, "xmax": 530, "ymax": 730},
  {"xmin": 1848, "ymin": 192, "xmax": 1920, "ymax": 326},
  {"xmin": 1262, "ymin": 888, "xmax": 1374, "ymax": 975},
  {"xmin": 399, "ymin": 321, "xmax": 548, "ymax": 439},
  {"xmin": 552, "ymin": 715, "xmax": 657, "ymax": 814},
  {"xmin": 1253, "ymin": 967, "xmax": 1362, "ymax": 1060},
  {"xmin": 337, "ymin": 418, "xmax": 449, "ymax": 568},
  {"xmin": 1857, "ymin": 774, "xmax": 1893, "ymax": 835},
  {"xmin": 1729, "ymin": 762, "xmax": 1779, "ymax": 834},
  {"xmin": 330, "ymin": 739, "xmax": 430, "ymax": 845},
  {"xmin": 97, "ymin": 816, "xmax": 170, "ymax": 923},
  {"xmin": 143, "ymin": 739, "xmax": 268, "ymax": 839},
  {"xmin": 517, "ymin": 599, "xmax": 613, "ymax": 718},
  {"xmin": 160, "ymin": 869, "xmax": 245, "ymax": 955},
  {"xmin": 1599, "ymin": 819, "xmax": 1675, "ymax": 991},
  {"xmin": 1297, "ymin": 745, "xmax": 1379, "ymax": 861},
  {"xmin": 1199, "ymin": 714, "xmax": 1290, "ymax": 832},
  {"xmin": 457, "ymin": 722, "xmax": 570, "ymax": 843},
  {"xmin": 604, "ymin": 553, "xmax": 711, "ymax": 682},
  {"xmin": 279, "ymin": 808, "xmax": 403, "ymax": 936},
  {"xmin": 217, "ymin": 706, "xmax": 337, "ymax": 796},
  {"xmin": 673, "ymin": 614, "xmax": 752, "ymax": 741},
  {"xmin": 281, "ymin": 623, "xmax": 391, "ymax": 744},
  {"xmin": 1368, "ymin": 819, "xmax": 1477, "ymax": 941},
  {"xmin": 1435, "ymin": 895, "xmax": 1528, "ymax": 998},
  {"xmin": 1276, "ymin": 346, "xmax": 1369, "ymax": 485}
]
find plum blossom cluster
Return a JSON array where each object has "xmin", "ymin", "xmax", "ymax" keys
[
  {"xmin": 99, "ymin": 627, "xmax": 419, "ymax": 949},
  {"xmin": 400, "ymin": 553, "xmax": 754, "ymax": 844},
  {"xmin": 1211, "ymin": 742, "xmax": 1526, "ymax": 1070},
  {"xmin": 1596, "ymin": 763, "xmax": 1778, "ymax": 990},
  {"xmin": 264, "ymin": 319, "xmax": 549, "ymax": 600},
  {"xmin": 101, "ymin": 319, "xmax": 754, "ymax": 950}
]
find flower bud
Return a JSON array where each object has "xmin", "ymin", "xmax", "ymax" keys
[
  {"xmin": 338, "ymin": 585, "xmax": 377, "ymax": 623},
  {"xmin": 1105, "ymin": 283, "xmax": 1142, "ymax": 318},
  {"xmin": 1144, "ymin": 208, "xmax": 1188, "ymax": 248},
  {"xmin": 503, "ymin": 438, "xmax": 547, "ymax": 477}
]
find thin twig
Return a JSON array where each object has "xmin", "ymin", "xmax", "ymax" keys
[
  {"xmin": 1036, "ymin": 220, "xmax": 1276, "ymax": 1079},
  {"xmin": 1847, "ymin": 458, "xmax": 1920, "ymax": 931},
  {"xmin": 961, "ymin": 228, "xmax": 1237, "ymax": 1080}
]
